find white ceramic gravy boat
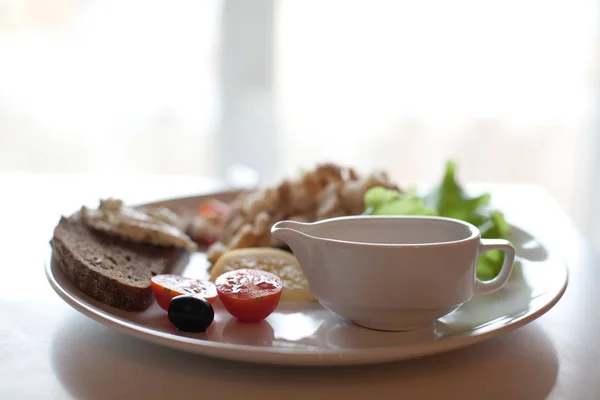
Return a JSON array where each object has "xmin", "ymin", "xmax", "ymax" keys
[{"xmin": 271, "ymin": 215, "xmax": 515, "ymax": 331}]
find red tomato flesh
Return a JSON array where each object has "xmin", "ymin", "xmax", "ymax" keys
[
  {"xmin": 151, "ymin": 274, "xmax": 217, "ymax": 311},
  {"xmin": 215, "ymin": 269, "xmax": 283, "ymax": 323}
]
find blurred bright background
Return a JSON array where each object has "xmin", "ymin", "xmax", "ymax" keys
[{"xmin": 0, "ymin": 0, "xmax": 599, "ymax": 247}]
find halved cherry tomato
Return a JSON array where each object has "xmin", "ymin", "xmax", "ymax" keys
[
  {"xmin": 151, "ymin": 274, "xmax": 217, "ymax": 311},
  {"xmin": 215, "ymin": 269, "xmax": 283, "ymax": 323}
]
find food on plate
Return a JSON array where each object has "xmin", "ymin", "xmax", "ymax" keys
[
  {"xmin": 81, "ymin": 198, "xmax": 197, "ymax": 251},
  {"xmin": 49, "ymin": 160, "xmax": 512, "ymax": 323},
  {"xmin": 364, "ymin": 187, "xmax": 436, "ymax": 216},
  {"xmin": 50, "ymin": 213, "xmax": 189, "ymax": 311},
  {"xmin": 203, "ymin": 163, "xmax": 399, "ymax": 263},
  {"xmin": 50, "ymin": 199, "xmax": 195, "ymax": 311},
  {"xmin": 363, "ymin": 160, "xmax": 511, "ymax": 281},
  {"xmin": 168, "ymin": 295, "xmax": 215, "ymax": 332},
  {"xmin": 151, "ymin": 274, "xmax": 217, "ymax": 311},
  {"xmin": 209, "ymin": 248, "xmax": 314, "ymax": 302},
  {"xmin": 216, "ymin": 269, "xmax": 283, "ymax": 322},
  {"xmin": 188, "ymin": 199, "xmax": 231, "ymax": 245}
]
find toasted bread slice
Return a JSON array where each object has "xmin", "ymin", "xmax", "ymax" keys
[{"xmin": 50, "ymin": 214, "xmax": 188, "ymax": 311}]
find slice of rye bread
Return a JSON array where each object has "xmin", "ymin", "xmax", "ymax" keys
[{"xmin": 50, "ymin": 214, "xmax": 189, "ymax": 311}]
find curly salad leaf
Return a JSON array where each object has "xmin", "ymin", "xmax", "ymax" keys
[
  {"xmin": 364, "ymin": 160, "xmax": 511, "ymax": 281},
  {"xmin": 364, "ymin": 187, "xmax": 437, "ymax": 216}
]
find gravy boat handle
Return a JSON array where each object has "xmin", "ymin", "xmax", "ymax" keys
[{"xmin": 475, "ymin": 239, "xmax": 516, "ymax": 295}]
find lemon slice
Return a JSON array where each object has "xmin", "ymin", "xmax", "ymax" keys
[{"xmin": 209, "ymin": 248, "xmax": 315, "ymax": 302}]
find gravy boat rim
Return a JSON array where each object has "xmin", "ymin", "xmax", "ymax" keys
[{"xmin": 271, "ymin": 215, "xmax": 480, "ymax": 248}]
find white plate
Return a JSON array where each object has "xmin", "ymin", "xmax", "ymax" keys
[{"xmin": 45, "ymin": 192, "xmax": 568, "ymax": 366}]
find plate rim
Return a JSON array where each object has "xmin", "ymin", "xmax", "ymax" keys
[{"xmin": 45, "ymin": 191, "xmax": 569, "ymax": 366}]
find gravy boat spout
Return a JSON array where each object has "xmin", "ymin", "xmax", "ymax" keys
[{"xmin": 271, "ymin": 220, "xmax": 318, "ymax": 282}]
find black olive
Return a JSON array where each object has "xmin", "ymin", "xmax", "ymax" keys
[{"xmin": 168, "ymin": 295, "xmax": 214, "ymax": 332}]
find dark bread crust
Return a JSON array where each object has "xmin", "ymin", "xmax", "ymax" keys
[{"xmin": 50, "ymin": 214, "xmax": 187, "ymax": 311}]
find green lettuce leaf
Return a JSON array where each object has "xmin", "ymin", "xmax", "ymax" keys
[
  {"xmin": 365, "ymin": 187, "xmax": 437, "ymax": 216},
  {"xmin": 423, "ymin": 160, "xmax": 491, "ymax": 222},
  {"xmin": 363, "ymin": 160, "xmax": 511, "ymax": 281}
]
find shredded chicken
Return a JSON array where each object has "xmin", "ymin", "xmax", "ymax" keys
[{"xmin": 193, "ymin": 163, "xmax": 399, "ymax": 264}]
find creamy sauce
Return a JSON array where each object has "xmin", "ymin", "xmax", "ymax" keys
[{"xmin": 81, "ymin": 198, "xmax": 197, "ymax": 251}]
